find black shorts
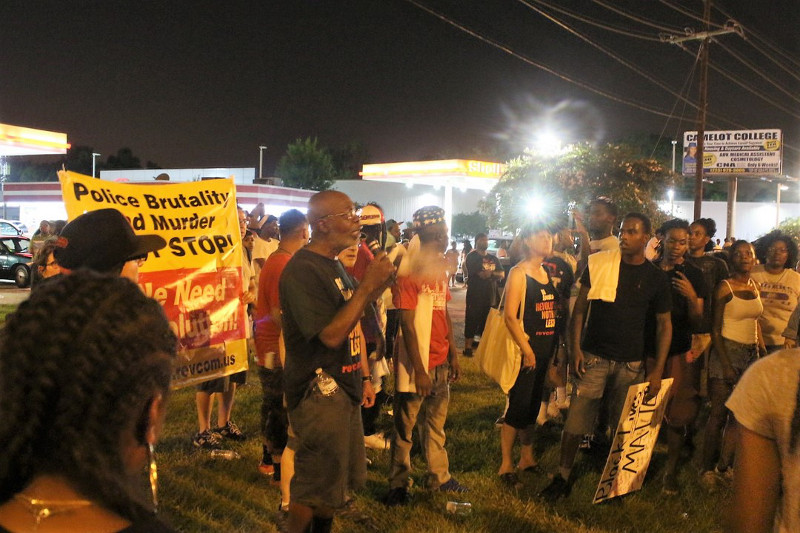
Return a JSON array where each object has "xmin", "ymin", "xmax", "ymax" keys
[
  {"xmin": 288, "ymin": 388, "xmax": 366, "ymax": 509},
  {"xmin": 195, "ymin": 371, "xmax": 247, "ymax": 393},
  {"xmin": 504, "ymin": 353, "xmax": 549, "ymax": 429},
  {"xmin": 464, "ymin": 303, "xmax": 491, "ymax": 339}
]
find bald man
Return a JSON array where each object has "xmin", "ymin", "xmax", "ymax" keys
[{"xmin": 279, "ymin": 191, "xmax": 395, "ymax": 533}]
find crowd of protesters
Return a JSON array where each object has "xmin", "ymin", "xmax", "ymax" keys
[{"xmin": 2, "ymin": 192, "xmax": 800, "ymax": 533}]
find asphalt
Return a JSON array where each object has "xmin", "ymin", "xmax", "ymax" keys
[{"xmin": 0, "ymin": 284, "xmax": 30, "ymax": 305}]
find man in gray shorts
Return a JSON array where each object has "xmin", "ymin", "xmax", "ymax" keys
[
  {"xmin": 279, "ymin": 191, "xmax": 395, "ymax": 533},
  {"xmin": 541, "ymin": 212, "xmax": 673, "ymax": 500}
]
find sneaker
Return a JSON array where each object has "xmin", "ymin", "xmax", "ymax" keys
[
  {"xmin": 216, "ymin": 420, "xmax": 246, "ymax": 441},
  {"xmin": 258, "ymin": 461, "xmax": 275, "ymax": 476},
  {"xmin": 364, "ymin": 432, "xmax": 390, "ymax": 450},
  {"xmin": 192, "ymin": 429, "xmax": 222, "ymax": 449},
  {"xmin": 438, "ymin": 478, "xmax": 469, "ymax": 493},
  {"xmin": 274, "ymin": 503, "xmax": 289, "ymax": 533},
  {"xmin": 384, "ymin": 487, "xmax": 410, "ymax": 506},
  {"xmin": 662, "ymin": 472, "xmax": 680, "ymax": 495},
  {"xmin": 463, "ymin": 348, "xmax": 473, "ymax": 358},
  {"xmin": 540, "ymin": 475, "xmax": 571, "ymax": 501}
]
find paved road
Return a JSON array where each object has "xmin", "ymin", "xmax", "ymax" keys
[{"xmin": 0, "ymin": 283, "xmax": 30, "ymax": 306}]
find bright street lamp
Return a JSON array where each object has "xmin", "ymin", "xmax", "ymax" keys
[
  {"xmin": 534, "ymin": 131, "xmax": 562, "ymax": 157},
  {"xmin": 92, "ymin": 152, "xmax": 101, "ymax": 178},
  {"xmin": 667, "ymin": 188, "xmax": 675, "ymax": 216}
]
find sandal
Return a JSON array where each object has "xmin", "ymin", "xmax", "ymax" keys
[{"xmin": 499, "ymin": 472, "xmax": 523, "ymax": 489}]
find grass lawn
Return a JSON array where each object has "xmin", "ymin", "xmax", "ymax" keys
[
  {"xmin": 0, "ymin": 304, "xmax": 18, "ymax": 322},
  {"xmin": 155, "ymin": 288, "xmax": 729, "ymax": 533}
]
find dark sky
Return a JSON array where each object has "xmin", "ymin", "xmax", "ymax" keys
[{"xmin": 1, "ymin": 0, "xmax": 797, "ymax": 174}]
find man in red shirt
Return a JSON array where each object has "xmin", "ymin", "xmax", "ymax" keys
[
  {"xmin": 384, "ymin": 206, "xmax": 467, "ymax": 505},
  {"xmin": 253, "ymin": 209, "xmax": 308, "ymax": 516}
]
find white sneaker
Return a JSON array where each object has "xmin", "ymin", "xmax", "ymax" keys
[{"xmin": 364, "ymin": 432, "xmax": 390, "ymax": 450}]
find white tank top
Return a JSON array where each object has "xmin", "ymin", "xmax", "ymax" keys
[{"xmin": 721, "ymin": 279, "xmax": 763, "ymax": 345}]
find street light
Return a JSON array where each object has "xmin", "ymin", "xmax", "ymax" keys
[
  {"xmin": 671, "ymin": 140, "xmax": 677, "ymax": 173},
  {"xmin": 91, "ymin": 153, "xmax": 101, "ymax": 178},
  {"xmin": 534, "ymin": 131, "xmax": 562, "ymax": 157},
  {"xmin": 258, "ymin": 145, "xmax": 267, "ymax": 180}
]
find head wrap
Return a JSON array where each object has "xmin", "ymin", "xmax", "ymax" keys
[{"xmin": 412, "ymin": 206, "xmax": 445, "ymax": 228}]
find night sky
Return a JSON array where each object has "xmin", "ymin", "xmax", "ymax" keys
[{"xmin": 1, "ymin": 0, "xmax": 797, "ymax": 174}]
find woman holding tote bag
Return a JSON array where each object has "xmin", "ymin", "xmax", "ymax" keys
[{"xmin": 497, "ymin": 221, "xmax": 563, "ymax": 488}]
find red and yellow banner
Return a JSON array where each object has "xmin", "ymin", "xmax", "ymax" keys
[{"xmin": 58, "ymin": 171, "xmax": 248, "ymax": 388}]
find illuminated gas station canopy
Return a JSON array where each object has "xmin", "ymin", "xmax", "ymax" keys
[
  {"xmin": 360, "ymin": 159, "xmax": 505, "ymax": 190},
  {"xmin": 0, "ymin": 123, "xmax": 70, "ymax": 156}
]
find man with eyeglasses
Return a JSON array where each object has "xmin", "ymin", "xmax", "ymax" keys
[{"xmin": 279, "ymin": 190, "xmax": 395, "ymax": 533}]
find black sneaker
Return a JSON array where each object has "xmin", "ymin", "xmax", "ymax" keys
[
  {"xmin": 662, "ymin": 472, "xmax": 680, "ymax": 495},
  {"xmin": 384, "ymin": 487, "xmax": 410, "ymax": 506},
  {"xmin": 540, "ymin": 475, "xmax": 571, "ymax": 501},
  {"xmin": 216, "ymin": 420, "xmax": 246, "ymax": 441},
  {"xmin": 192, "ymin": 429, "xmax": 222, "ymax": 449},
  {"xmin": 275, "ymin": 503, "xmax": 289, "ymax": 533},
  {"xmin": 438, "ymin": 477, "xmax": 469, "ymax": 493}
]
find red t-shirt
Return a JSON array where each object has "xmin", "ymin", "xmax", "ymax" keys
[
  {"xmin": 254, "ymin": 251, "xmax": 292, "ymax": 366},
  {"xmin": 352, "ymin": 242, "xmax": 374, "ymax": 282},
  {"xmin": 392, "ymin": 275, "xmax": 451, "ymax": 368}
]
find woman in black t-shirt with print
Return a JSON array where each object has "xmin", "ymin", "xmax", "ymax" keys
[{"xmin": 497, "ymin": 222, "xmax": 562, "ymax": 488}]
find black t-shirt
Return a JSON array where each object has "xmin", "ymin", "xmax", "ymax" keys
[
  {"xmin": 645, "ymin": 260, "xmax": 708, "ymax": 356},
  {"xmin": 580, "ymin": 259, "xmax": 672, "ymax": 362},
  {"xmin": 685, "ymin": 253, "xmax": 730, "ymax": 333},
  {"xmin": 279, "ymin": 248, "xmax": 363, "ymax": 411},
  {"xmin": 465, "ymin": 251, "xmax": 502, "ymax": 306}
]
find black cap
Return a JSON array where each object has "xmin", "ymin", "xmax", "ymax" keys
[{"xmin": 54, "ymin": 208, "xmax": 166, "ymax": 273}]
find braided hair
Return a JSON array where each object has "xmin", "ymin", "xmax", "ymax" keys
[{"xmin": 0, "ymin": 271, "xmax": 178, "ymax": 521}]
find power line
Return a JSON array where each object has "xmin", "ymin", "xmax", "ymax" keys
[
  {"xmin": 524, "ymin": 0, "xmax": 664, "ymax": 42},
  {"xmin": 716, "ymin": 41, "xmax": 800, "ymax": 101},
  {"xmin": 590, "ymin": 0, "xmax": 686, "ymax": 33},
  {"xmin": 713, "ymin": 3, "xmax": 800, "ymax": 73},
  {"xmin": 657, "ymin": 0, "xmax": 726, "ymax": 28},
  {"xmin": 404, "ymin": 0, "xmax": 678, "ymax": 119}
]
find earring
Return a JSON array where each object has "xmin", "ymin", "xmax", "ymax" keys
[{"xmin": 147, "ymin": 443, "xmax": 158, "ymax": 514}]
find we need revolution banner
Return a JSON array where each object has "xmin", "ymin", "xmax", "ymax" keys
[{"xmin": 58, "ymin": 171, "xmax": 248, "ymax": 388}]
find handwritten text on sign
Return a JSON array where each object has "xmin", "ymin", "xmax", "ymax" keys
[{"xmin": 593, "ymin": 378, "xmax": 673, "ymax": 504}]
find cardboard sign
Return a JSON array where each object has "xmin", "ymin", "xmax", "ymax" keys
[
  {"xmin": 593, "ymin": 378, "xmax": 674, "ymax": 503},
  {"xmin": 58, "ymin": 171, "xmax": 249, "ymax": 388}
]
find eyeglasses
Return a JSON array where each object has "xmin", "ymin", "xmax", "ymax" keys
[{"xmin": 319, "ymin": 209, "xmax": 360, "ymax": 222}]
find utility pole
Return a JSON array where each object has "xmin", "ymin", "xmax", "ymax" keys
[{"xmin": 661, "ymin": 1, "xmax": 739, "ymax": 224}]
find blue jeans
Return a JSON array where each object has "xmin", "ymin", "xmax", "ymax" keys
[{"xmin": 563, "ymin": 352, "xmax": 645, "ymax": 436}]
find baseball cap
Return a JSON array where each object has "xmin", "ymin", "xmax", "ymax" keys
[
  {"xmin": 359, "ymin": 204, "xmax": 384, "ymax": 226},
  {"xmin": 54, "ymin": 208, "xmax": 167, "ymax": 272}
]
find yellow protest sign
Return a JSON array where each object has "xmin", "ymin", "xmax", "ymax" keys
[
  {"xmin": 58, "ymin": 171, "xmax": 249, "ymax": 388},
  {"xmin": 593, "ymin": 378, "xmax": 674, "ymax": 503}
]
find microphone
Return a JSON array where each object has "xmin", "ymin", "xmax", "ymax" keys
[{"xmin": 366, "ymin": 239, "xmax": 384, "ymax": 257}]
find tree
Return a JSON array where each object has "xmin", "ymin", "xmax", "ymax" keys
[
  {"xmin": 275, "ymin": 137, "xmax": 335, "ymax": 191},
  {"xmin": 483, "ymin": 143, "xmax": 673, "ymax": 232},
  {"xmin": 329, "ymin": 141, "xmax": 369, "ymax": 181},
  {"xmin": 451, "ymin": 211, "xmax": 488, "ymax": 239},
  {"xmin": 105, "ymin": 147, "xmax": 142, "ymax": 170}
]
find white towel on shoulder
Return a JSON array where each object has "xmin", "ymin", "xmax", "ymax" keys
[{"xmin": 586, "ymin": 248, "xmax": 621, "ymax": 302}]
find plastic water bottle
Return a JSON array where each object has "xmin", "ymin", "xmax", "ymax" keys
[
  {"xmin": 210, "ymin": 450, "xmax": 240, "ymax": 460},
  {"xmin": 445, "ymin": 501, "xmax": 472, "ymax": 515},
  {"xmin": 314, "ymin": 368, "xmax": 339, "ymax": 396}
]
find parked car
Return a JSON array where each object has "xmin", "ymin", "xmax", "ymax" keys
[
  {"xmin": 0, "ymin": 236, "xmax": 32, "ymax": 287},
  {"xmin": 0, "ymin": 220, "xmax": 23, "ymax": 236}
]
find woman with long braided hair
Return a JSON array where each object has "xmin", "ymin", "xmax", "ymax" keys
[{"xmin": 0, "ymin": 271, "xmax": 178, "ymax": 532}]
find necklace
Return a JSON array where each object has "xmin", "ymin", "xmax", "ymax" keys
[{"xmin": 14, "ymin": 493, "xmax": 93, "ymax": 530}]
